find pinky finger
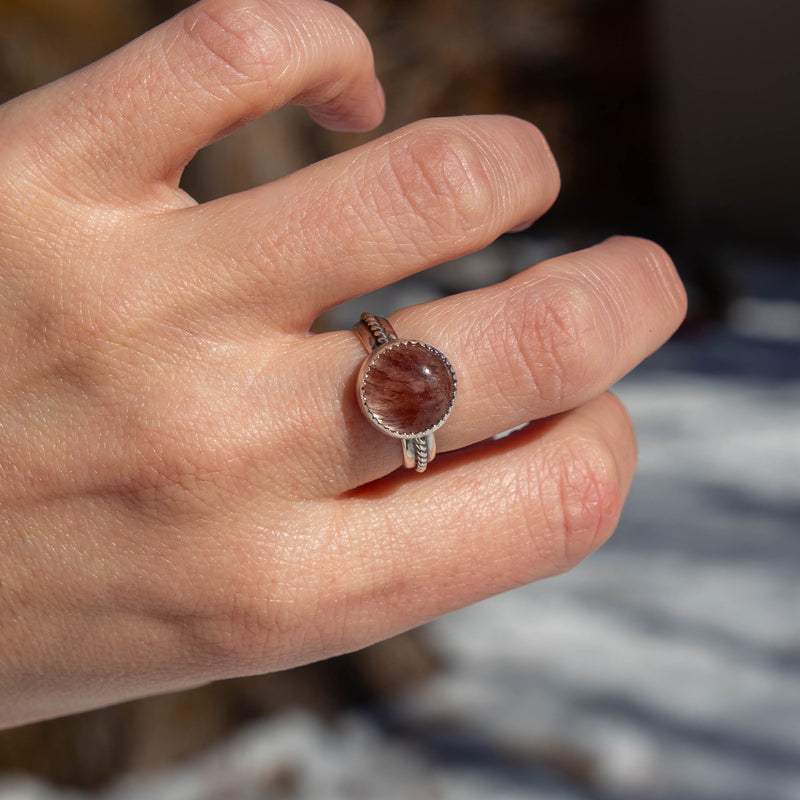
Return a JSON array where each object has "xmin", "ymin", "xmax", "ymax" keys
[{"xmin": 317, "ymin": 392, "xmax": 638, "ymax": 654}]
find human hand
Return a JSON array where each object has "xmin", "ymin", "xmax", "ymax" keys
[{"xmin": 0, "ymin": 0, "xmax": 686, "ymax": 728}]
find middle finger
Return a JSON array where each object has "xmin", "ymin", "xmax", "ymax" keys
[{"xmin": 160, "ymin": 114, "xmax": 559, "ymax": 333}]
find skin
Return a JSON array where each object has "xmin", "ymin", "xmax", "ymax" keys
[{"xmin": 0, "ymin": 0, "xmax": 687, "ymax": 729}]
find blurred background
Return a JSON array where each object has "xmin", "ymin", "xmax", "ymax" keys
[{"xmin": 0, "ymin": 1, "xmax": 798, "ymax": 798}]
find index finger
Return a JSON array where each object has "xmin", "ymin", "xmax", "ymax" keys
[{"xmin": 3, "ymin": 0, "xmax": 384, "ymax": 199}]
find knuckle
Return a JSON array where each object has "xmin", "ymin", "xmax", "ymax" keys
[
  {"xmin": 182, "ymin": 0, "xmax": 290, "ymax": 87},
  {"xmin": 380, "ymin": 124, "xmax": 494, "ymax": 241},
  {"xmin": 503, "ymin": 279, "xmax": 600, "ymax": 408},
  {"xmin": 535, "ymin": 435, "xmax": 623, "ymax": 574}
]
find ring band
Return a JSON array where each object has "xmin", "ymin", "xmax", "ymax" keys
[{"xmin": 353, "ymin": 312, "xmax": 457, "ymax": 473}]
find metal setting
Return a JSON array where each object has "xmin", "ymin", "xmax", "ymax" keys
[
  {"xmin": 353, "ymin": 312, "xmax": 457, "ymax": 473},
  {"xmin": 353, "ymin": 312, "xmax": 396, "ymax": 351},
  {"xmin": 356, "ymin": 340, "xmax": 457, "ymax": 438}
]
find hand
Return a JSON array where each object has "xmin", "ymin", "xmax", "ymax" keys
[{"xmin": 0, "ymin": 0, "xmax": 686, "ymax": 728}]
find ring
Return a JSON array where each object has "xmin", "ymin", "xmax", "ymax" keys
[{"xmin": 353, "ymin": 312, "xmax": 457, "ymax": 473}]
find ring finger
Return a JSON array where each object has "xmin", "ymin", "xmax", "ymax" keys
[{"xmin": 276, "ymin": 235, "xmax": 686, "ymax": 494}]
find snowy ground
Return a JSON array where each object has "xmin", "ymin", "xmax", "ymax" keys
[{"xmin": 2, "ymin": 243, "xmax": 798, "ymax": 800}]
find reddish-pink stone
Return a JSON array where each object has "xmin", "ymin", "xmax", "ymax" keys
[{"xmin": 361, "ymin": 342, "xmax": 456, "ymax": 435}]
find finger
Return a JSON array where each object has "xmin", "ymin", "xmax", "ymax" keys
[
  {"xmin": 273, "ymin": 236, "xmax": 685, "ymax": 495},
  {"xmin": 7, "ymin": 0, "xmax": 384, "ymax": 197},
  {"xmin": 222, "ymin": 393, "xmax": 637, "ymax": 670},
  {"xmin": 161, "ymin": 114, "xmax": 559, "ymax": 331}
]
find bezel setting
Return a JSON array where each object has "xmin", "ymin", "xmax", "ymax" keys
[{"xmin": 357, "ymin": 339, "xmax": 458, "ymax": 439}]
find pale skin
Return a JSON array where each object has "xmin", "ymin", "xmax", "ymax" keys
[{"xmin": 0, "ymin": 0, "xmax": 687, "ymax": 729}]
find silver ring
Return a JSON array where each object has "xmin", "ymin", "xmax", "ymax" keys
[{"xmin": 353, "ymin": 312, "xmax": 457, "ymax": 473}]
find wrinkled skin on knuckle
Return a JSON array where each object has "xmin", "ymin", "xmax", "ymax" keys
[
  {"xmin": 532, "ymin": 435, "xmax": 623, "ymax": 575},
  {"xmin": 181, "ymin": 0, "xmax": 292, "ymax": 92},
  {"xmin": 377, "ymin": 125, "xmax": 494, "ymax": 249},
  {"xmin": 504, "ymin": 279, "xmax": 602, "ymax": 408}
]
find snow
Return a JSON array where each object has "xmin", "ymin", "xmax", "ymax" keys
[{"xmin": 2, "ymin": 247, "xmax": 798, "ymax": 799}]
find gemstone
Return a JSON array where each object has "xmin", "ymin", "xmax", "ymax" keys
[{"xmin": 360, "ymin": 341, "xmax": 456, "ymax": 436}]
